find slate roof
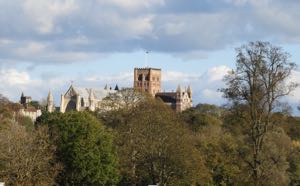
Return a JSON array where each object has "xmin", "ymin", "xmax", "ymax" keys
[
  {"xmin": 155, "ymin": 92, "xmax": 177, "ymax": 104},
  {"xmin": 71, "ymin": 86, "xmax": 115, "ymax": 101}
]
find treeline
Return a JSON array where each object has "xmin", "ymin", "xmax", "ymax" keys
[
  {"xmin": 1, "ymin": 92, "xmax": 300, "ymax": 185},
  {"xmin": 0, "ymin": 41, "xmax": 299, "ymax": 185}
]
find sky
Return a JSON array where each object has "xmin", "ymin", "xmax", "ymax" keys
[{"xmin": 1, "ymin": 0, "xmax": 300, "ymax": 113}]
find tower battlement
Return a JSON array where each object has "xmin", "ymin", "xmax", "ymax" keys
[{"xmin": 134, "ymin": 67, "xmax": 161, "ymax": 71}]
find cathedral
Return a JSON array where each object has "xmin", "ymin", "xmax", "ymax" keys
[{"xmin": 46, "ymin": 67, "xmax": 192, "ymax": 113}]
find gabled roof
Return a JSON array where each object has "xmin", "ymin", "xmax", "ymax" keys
[{"xmin": 64, "ymin": 85, "xmax": 115, "ymax": 100}]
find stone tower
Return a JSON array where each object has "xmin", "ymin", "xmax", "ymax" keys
[
  {"xmin": 47, "ymin": 91, "xmax": 54, "ymax": 113},
  {"xmin": 134, "ymin": 67, "xmax": 161, "ymax": 96},
  {"xmin": 20, "ymin": 92, "xmax": 32, "ymax": 108}
]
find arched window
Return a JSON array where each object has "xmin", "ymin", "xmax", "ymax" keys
[
  {"xmin": 66, "ymin": 100, "xmax": 77, "ymax": 112},
  {"xmin": 138, "ymin": 74, "xmax": 143, "ymax": 81},
  {"xmin": 145, "ymin": 75, "xmax": 150, "ymax": 81}
]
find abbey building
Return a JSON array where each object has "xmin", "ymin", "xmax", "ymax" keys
[{"xmin": 44, "ymin": 67, "xmax": 192, "ymax": 113}]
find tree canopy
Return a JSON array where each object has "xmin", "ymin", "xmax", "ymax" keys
[{"xmin": 38, "ymin": 111, "xmax": 120, "ymax": 185}]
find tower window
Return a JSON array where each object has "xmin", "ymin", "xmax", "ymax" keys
[
  {"xmin": 138, "ymin": 74, "xmax": 143, "ymax": 81},
  {"xmin": 145, "ymin": 75, "xmax": 150, "ymax": 81}
]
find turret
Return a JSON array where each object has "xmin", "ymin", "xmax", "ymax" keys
[
  {"xmin": 60, "ymin": 94, "xmax": 65, "ymax": 113},
  {"xmin": 187, "ymin": 85, "xmax": 192, "ymax": 98},
  {"xmin": 47, "ymin": 90, "xmax": 54, "ymax": 113},
  {"xmin": 20, "ymin": 92, "xmax": 24, "ymax": 104},
  {"xmin": 88, "ymin": 89, "xmax": 95, "ymax": 111},
  {"xmin": 176, "ymin": 85, "xmax": 182, "ymax": 93},
  {"xmin": 176, "ymin": 85, "xmax": 182, "ymax": 112},
  {"xmin": 114, "ymin": 84, "xmax": 119, "ymax": 91},
  {"xmin": 20, "ymin": 92, "xmax": 31, "ymax": 108}
]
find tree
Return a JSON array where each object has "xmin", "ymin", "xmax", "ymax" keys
[
  {"xmin": 182, "ymin": 104, "xmax": 242, "ymax": 185},
  {"xmin": 193, "ymin": 103, "xmax": 224, "ymax": 118},
  {"xmin": 181, "ymin": 105, "xmax": 223, "ymax": 132},
  {"xmin": 221, "ymin": 41, "xmax": 297, "ymax": 185},
  {"xmin": 96, "ymin": 88, "xmax": 145, "ymax": 129},
  {"xmin": 0, "ymin": 123, "xmax": 60, "ymax": 185},
  {"xmin": 0, "ymin": 95, "xmax": 20, "ymax": 129},
  {"xmin": 38, "ymin": 112, "xmax": 120, "ymax": 185},
  {"xmin": 288, "ymin": 140, "xmax": 300, "ymax": 186},
  {"xmin": 195, "ymin": 125, "xmax": 242, "ymax": 185},
  {"xmin": 98, "ymin": 88, "xmax": 144, "ymax": 113},
  {"xmin": 115, "ymin": 98, "xmax": 210, "ymax": 185}
]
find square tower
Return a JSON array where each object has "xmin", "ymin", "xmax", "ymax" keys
[{"xmin": 134, "ymin": 68, "xmax": 161, "ymax": 96}]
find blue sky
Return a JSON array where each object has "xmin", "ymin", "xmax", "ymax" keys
[{"xmin": 1, "ymin": 0, "xmax": 300, "ymax": 112}]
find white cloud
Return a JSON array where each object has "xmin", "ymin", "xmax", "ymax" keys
[
  {"xmin": 224, "ymin": 0, "xmax": 249, "ymax": 6},
  {"xmin": 285, "ymin": 70, "xmax": 300, "ymax": 103},
  {"xmin": 202, "ymin": 89, "xmax": 223, "ymax": 99},
  {"xmin": 0, "ymin": 69, "xmax": 32, "ymax": 86},
  {"xmin": 162, "ymin": 71, "xmax": 199, "ymax": 82},
  {"xmin": 207, "ymin": 65, "xmax": 231, "ymax": 82},
  {"xmin": 16, "ymin": 42, "xmax": 47, "ymax": 57},
  {"xmin": 161, "ymin": 66, "xmax": 230, "ymax": 105},
  {"xmin": 163, "ymin": 22, "xmax": 185, "ymax": 36},
  {"xmin": 99, "ymin": 0, "xmax": 164, "ymax": 12},
  {"xmin": 23, "ymin": 0, "xmax": 78, "ymax": 34},
  {"xmin": 1, "ymin": 0, "xmax": 300, "ymax": 63},
  {"xmin": 0, "ymin": 39, "xmax": 14, "ymax": 45},
  {"xmin": 85, "ymin": 72, "xmax": 133, "ymax": 83},
  {"xmin": 0, "ymin": 69, "xmax": 43, "ymax": 100}
]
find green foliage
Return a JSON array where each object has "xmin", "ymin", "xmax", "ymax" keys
[
  {"xmin": 101, "ymin": 98, "xmax": 210, "ymax": 185},
  {"xmin": 288, "ymin": 142, "xmax": 300, "ymax": 186},
  {"xmin": 28, "ymin": 100, "xmax": 41, "ymax": 109},
  {"xmin": 275, "ymin": 113, "xmax": 300, "ymax": 141},
  {"xmin": 19, "ymin": 116, "xmax": 35, "ymax": 132},
  {"xmin": 194, "ymin": 103, "xmax": 224, "ymax": 118},
  {"xmin": 0, "ymin": 95, "xmax": 22, "ymax": 130},
  {"xmin": 38, "ymin": 111, "xmax": 120, "ymax": 185},
  {"xmin": 182, "ymin": 108, "xmax": 222, "ymax": 132},
  {"xmin": 195, "ymin": 125, "xmax": 241, "ymax": 185}
]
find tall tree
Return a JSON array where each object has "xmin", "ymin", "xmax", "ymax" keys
[
  {"xmin": 95, "ymin": 89, "xmax": 147, "ymax": 185},
  {"xmin": 0, "ymin": 123, "xmax": 60, "ymax": 185},
  {"xmin": 116, "ymin": 98, "xmax": 210, "ymax": 185},
  {"xmin": 38, "ymin": 112, "xmax": 120, "ymax": 185},
  {"xmin": 221, "ymin": 41, "xmax": 297, "ymax": 185}
]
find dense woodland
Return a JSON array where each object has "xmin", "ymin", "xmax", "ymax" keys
[{"xmin": 0, "ymin": 42, "xmax": 300, "ymax": 185}]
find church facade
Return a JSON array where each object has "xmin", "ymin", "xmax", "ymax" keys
[{"xmin": 47, "ymin": 85, "xmax": 117, "ymax": 113}]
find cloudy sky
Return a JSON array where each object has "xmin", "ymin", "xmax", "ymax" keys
[{"xmin": 1, "ymin": 0, "xmax": 300, "ymax": 111}]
